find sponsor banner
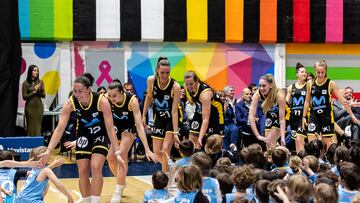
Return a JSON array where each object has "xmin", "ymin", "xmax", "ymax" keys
[{"xmin": 0, "ymin": 137, "xmax": 44, "ymax": 160}]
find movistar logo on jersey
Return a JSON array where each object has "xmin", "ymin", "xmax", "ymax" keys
[
  {"xmin": 81, "ymin": 118, "xmax": 101, "ymax": 127},
  {"xmin": 113, "ymin": 113, "xmax": 128, "ymax": 120},
  {"xmin": 312, "ymin": 96, "xmax": 326, "ymax": 107},
  {"xmin": 292, "ymin": 96, "xmax": 305, "ymax": 107},
  {"xmin": 154, "ymin": 98, "xmax": 169, "ymax": 111}
]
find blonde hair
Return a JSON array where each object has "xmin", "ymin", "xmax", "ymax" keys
[
  {"xmin": 204, "ymin": 134, "xmax": 223, "ymax": 154},
  {"xmin": 314, "ymin": 59, "xmax": 328, "ymax": 78},
  {"xmin": 289, "ymin": 156, "xmax": 302, "ymax": 175},
  {"xmin": 177, "ymin": 165, "xmax": 202, "ymax": 193},
  {"xmin": 314, "ymin": 183, "xmax": 338, "ymax": 203},
  {"xmin": 260, "ymin": 74, "xmax": 280, "ymax": 113},
  {"xmin": 29, "ymin": 146, "xmax": 47, "ymax": 161},
  {"xmin": 287, "ymin": 175, "xmax": 313, "ymax": 202}
]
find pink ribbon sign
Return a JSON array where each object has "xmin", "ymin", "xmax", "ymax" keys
[{"xmin": 96, "ymin": 60, "xmax": 113, "ymax": 86}]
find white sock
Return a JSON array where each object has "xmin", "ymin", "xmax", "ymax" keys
[
  {"xmin": 91, "ymin": 196, "xmax": 100, "ymax": 203},
  {"xmin": 82, "ymin": 196, "xmax": 91, "ymax": 203},
  {"xmin": 114, "ymin": 184, "xmax": 126, "ymax": 194}
]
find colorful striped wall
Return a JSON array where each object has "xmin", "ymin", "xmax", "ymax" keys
[
  {"xmin": 286, "ymin": 44, "xmax": 360, "ymax": 99},
  {"xmin": 18, "ymin": 0, "xmax": 360, "ymax": 43}
]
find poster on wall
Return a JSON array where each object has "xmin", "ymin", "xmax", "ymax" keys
[
  {"xmin": 85, "ymin": 50, "xmax": 126, "ymax": 90},
  {"xmin": 19, "ymin": 43, "xmax": 61, "ymax": 110}
]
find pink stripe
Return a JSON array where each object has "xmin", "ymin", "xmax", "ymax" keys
[{"xmin": 326, "ymin": 0, "xmax": 343, "ymax": 43}]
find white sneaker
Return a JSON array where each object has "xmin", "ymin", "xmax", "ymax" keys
[
  {"xmin": 229, "ymin": 143, "xmax": 238, "ymax": 151},
  {"xmin": 110, "ymin": 194, "xmax": 121, "ymax": 203}
]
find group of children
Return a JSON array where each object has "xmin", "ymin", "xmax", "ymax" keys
[
  {"xmin": 0, "ymin": 147, "xmax": 73, "ymax": 203},
  {"xmin": 143, "ymin": 135, "xmax": 360, "ymax": 203}
]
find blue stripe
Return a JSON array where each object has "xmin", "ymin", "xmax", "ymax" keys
[{"xmin": 18, "ymin": 0, "xmax": 30, "ymax": 39}]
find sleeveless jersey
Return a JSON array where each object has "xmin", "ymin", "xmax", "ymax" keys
[
  {"xmin": 175, "ymin": 191, "xmax": 197, "ymax": 203},
  {"xmin": 189, "ymin": 81, "xmax": 224, "ymax": 125},
  {"xmin": 16, "ymin": 168, "xmax": 48, "ymax": 203},
  {"xmin": 153, "ymin": 78, "xmax": 175, "ymax": 119},
  {"xmin": 0, "ymin": 169, "xmax": 17, "ymax": 200},
  {"xmin": 310, "ymin": 78, "xmax": 332, "ymax": 111},
  {"xmin": 111, "ymin": 92, "xmax": 136, "ymax": 136},
  {"xmin": 71, "ymin": 92, "xmax": 106, "ymax": 138},
  {"xmin": 289, "ymin": 83, "xmax": 307, "ymax": 117},
  {"xmin": 202, "ymin": 177, "xmax": 220, "ymax": 203}
]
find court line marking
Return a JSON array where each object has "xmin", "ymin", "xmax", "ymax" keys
[{"xmin": 133, "ymin": 175, "xmax": 152, "ymax": 186}]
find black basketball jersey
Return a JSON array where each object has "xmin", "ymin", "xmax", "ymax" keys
[
  {"xmin": 71, "ymin": 92, "xmax": 106, "ymax": 137},
  {"xmin": 290, "ymin": 83, "xmax": 307, "ymax": 117},
  {"xmin": 153, "ymin": 77, "xmax": 174, "ymax": 119},
  {"xmin": 189, "ymin": 81, "xmax": 224, "ymax": 125},
  {"xmin": 111, "ymin": 92, "xmax": 136, "ymax": 136},
  {"xmin": 310, "ymin": 78, "xmax": 332, "ymax": 111}
]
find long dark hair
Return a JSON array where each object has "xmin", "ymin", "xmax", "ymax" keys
[{"xmin": 26, "ymin": 65, "xmax": 39, "ymax": 83}]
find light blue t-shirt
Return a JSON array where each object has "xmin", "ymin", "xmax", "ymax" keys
[
  {"xmin": 143, "ymin": 189, "xmax": 170, "ymax": 203},
  {"xmin": 0, "ymin": 168, "xmax": 17, "ymax": 201},
  {"xmin": 15, "ymin": 168, "xmax": 48, "ymax": 203},
  {"xmin": 175, "ymin": 191, "xmax": 197, "ymax": 203},
  {"xmin": 338, "ymin": 187, "xmax": 358, "ymax": 203}
]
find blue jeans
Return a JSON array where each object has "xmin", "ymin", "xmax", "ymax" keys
[{"xmin": 224, "ymin": 123, "xmax": 239, "ymax": 150}]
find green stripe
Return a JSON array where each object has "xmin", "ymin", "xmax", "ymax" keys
[
  {"xmin": 286, "ymin": 67, "xmax": 360, "ymax": 80},
  {"xmin": 54, "ymin": 0, "xmax": 73, "ymax": 40},
  {"xmin": 30, "ymin": 0, "xmax": 54, "ymax": 40}
]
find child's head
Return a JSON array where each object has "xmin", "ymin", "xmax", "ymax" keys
[
  {"xmin": 305, "ymin": 139, "xmax": 326, "ymax": 158},
  {"xmin": 339, "ymin": 162, "xmax": 360, "ymax": 190},
  {"xmin": 190, "ymin": 152, "xmax": 212, "ymax": 177},
  {"xmin": 232, "ymin": 165, "xmax": 256, "ymax": 192},
  {"xmin": 261, "ymin": 170, "xmax": 287, "ymax": 181},
  {"xmin": 289, "ymin": 155, "xmax": 302, "ymax": 175},
  {"xmin": 325, "ymin": 143, "xmax": 338, "ymax": 165},
  {"xmin": 179, "ymin": 139, "xmax": 194, "ymax": 157},
  {"xmin": 216, "ymin": 157, "xmax": 231, "ymax": 166},
  {"xmin": 204, "ymin": 134, "xmax": 223, "ymax": 154},
  {"xmin": 286, "ymin": 175, "xmax": 313, "ymax": 203},
  {"xmin": 177, "ymin": 165, "xmax": 202, "ymax": 193},
  {"xmin": 272, "ymin": 148, "xmax": 288, "ymax": 167},
  {"xmin": 216, "ymin": 173, "xmax": 234, "ymax": 195},
  {"xmin": 349, "ymin": 142, "xmax": 360, "ymax": 168},
  {"xmin": 255, "ymin": 180, "xmax": 270, "ymax": 203},
  {"xmin": 316, "ymin": 171, "xmax": 338, "ymax": 187},
  {"xmin": 268, "ymin": 179, "xmax": 286, "ymax": 203},
  {"xmin": 304, "ymin": 155, "xmax": 319, "ymax": 172},
  {"xmin": 314, "ymin": 183, "xmax": 338, "ymax": 203},
  {"xmin": 152, "ymin": 171, "xmax": 169, "ymax": 190},
  {"xmin": 29, "ymin": 146, "xmax": 47, "ymax": 161},
  {"xmin": 0, "ymin": 150, "xmax": 14, "ymax": 161},
  {"xmin": 240, "ymin": 146, "xmax": 266, "ymax": 169},
  {"xmin": 334, "ymin": 146, "xmax": 350, "ymax": 165}
]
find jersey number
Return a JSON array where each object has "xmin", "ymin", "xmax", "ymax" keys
[{"xmin": 88, "ymin": 126, "xmax": 101, "ymax": 134}]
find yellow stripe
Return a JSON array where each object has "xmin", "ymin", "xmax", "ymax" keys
[
  {"xmin": 187, "ymin": 0, "xmax": 207, "ymax": 42},
  {"xmin": 151, "ymin": 136, "xmax": 164, "ymax": 140},
  {"xmin": 190, "ymin": 130, "xmax": 200, "ymax": 134},
  {"xmin": 286, "ymin": 44, "xmax": 360, "ymax": 55},
  {"xmin": 178, "ymin": 105, "xmax": 183, "ymax": 123},
  {"xmin": 92, "ymin": 145, "xmax": 109, "ymax": 151},
  {"xmin": 128, "ymin": 95, "xmax": 135, "ymax": 111},
  {"xmin": 54, "ymin": 0, "xmax": 73, "ymax": 40},
  {"xmin": 322, "ymin": 133, "xmax": 335, "ymax": 137},
  {"xmin": 70, "ymin": 96, "xmax": 76, "ymax": 111},
  {"xmin": 75, "ymin": 151, "xmax": 92, "ymax": 154},
  {"xmin": 97, "ymin": 93, "xmax": 103, "ymax": 111},
  {"xmin": 211, "ymin": 100, "xmax": 224, "ymax": 124}
]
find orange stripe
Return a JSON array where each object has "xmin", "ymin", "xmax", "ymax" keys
[
  {"xmin": 260, "ymin": 0, "xmax": 277, "ymax": 43},
  {"xmin": 225, "ymin": 0, "xmax": 243, "ymax": 43}
]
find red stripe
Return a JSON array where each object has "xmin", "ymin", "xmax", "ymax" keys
[{"xmin": 293, "ymin": 0, "xmax": 310, "ymax": 42}]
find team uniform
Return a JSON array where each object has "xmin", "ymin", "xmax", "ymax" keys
[
  {"xmin": 0, "ymin": 168, "xmax": 17, "ymax": 201},
  {"xmin": 143, "ymin": 188, "xmax": 171, "ymax": 203},
  {"xmin": 15, "ymin": 168, "xmax": 48, "ymax": 203},
  {"xmin": 308, "ymin": 79, "xmax": 335, "ymax": 137},
  {"xmin": 188, "ymin": 81, "xmax": 224, "ymax": 136},
  {"xmin": 152, "ymin": 78, "xmax": 175, "ymax": 139},
  {"xmin": 111, "ymin": 92, "xmax": 136, "ymax": 140},
  {"xmin": 260, "ymin": 90, "xmax": 281, "ymax": 131},
  {"xmin": 71, "ymin": 92, "xmax": 109, "ymax": 160},
  {"xmin": 288, "ymin": 83, "xmax": 307, "ymax": 138}
]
